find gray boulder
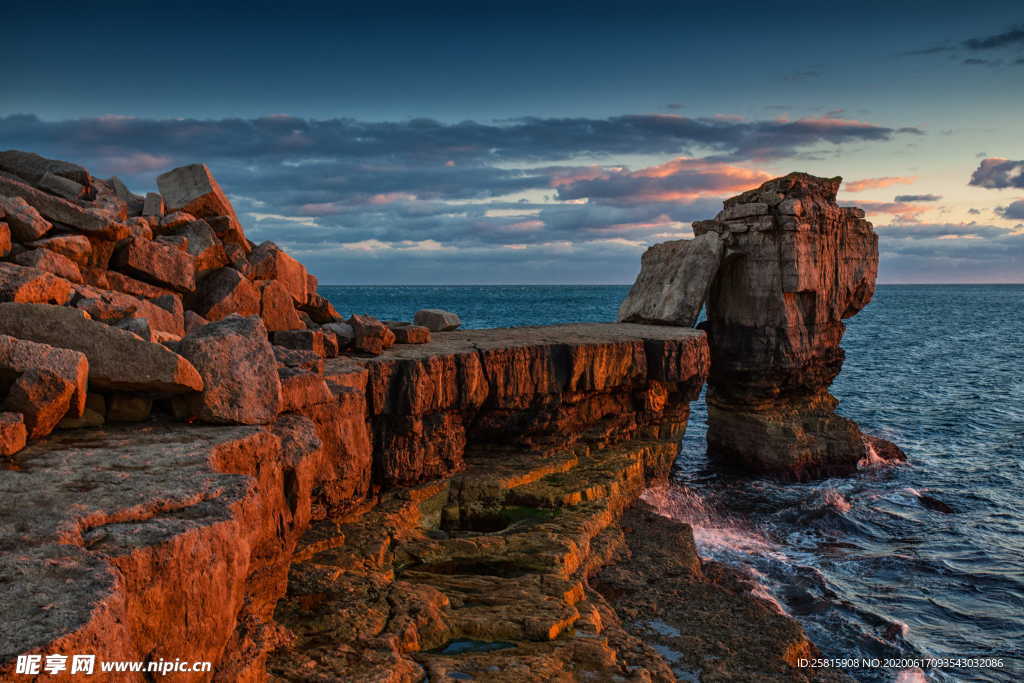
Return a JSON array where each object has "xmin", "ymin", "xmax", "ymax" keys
[
  {"xmin": 618, "ymin": 231, "xmax": 724, "ymax": 327},
  {"xmin": 413, "ymin": 308, "xmax": 461, "ymax": 331}
]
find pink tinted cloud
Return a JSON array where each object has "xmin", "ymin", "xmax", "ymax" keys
[
  {"xmin": 101, "ymin": 152, "xmax": 174, "ymax": 175},
  {"xmin": 844, "ymin": 176, "xmax": 917, "ymax": 192},
  {"xmin": 854, "ymin": 200, "xmax": 930, "ymax": 222},
  {"xmin": 555, "ymin": 157, "xmax": 772, "ymax": 204}
]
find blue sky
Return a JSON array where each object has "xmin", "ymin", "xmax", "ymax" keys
[{"xmin": 3, "ymin": 0, "xmax": 1022, "ymax": 283}]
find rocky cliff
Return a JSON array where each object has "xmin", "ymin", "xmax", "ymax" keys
[{"xmin": 0, "ymin": 153, "xmax": 843, "ymax": 681}]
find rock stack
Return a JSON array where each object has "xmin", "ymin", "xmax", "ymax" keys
[
  {"xmin": 622, "ymin": 172, "xmax": 903, "ymax": 478},
  {"xmin": 0, "ymin": 150, "xmax": 430, "ymax": 455}
]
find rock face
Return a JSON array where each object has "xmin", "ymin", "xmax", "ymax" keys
[
  {"xmin": 618, "ymin": 231, "xmax": 724, "ymax": 326},
  {"xmin": 692, "ymin": 172, "xmax": 899, "ymax": 477}
]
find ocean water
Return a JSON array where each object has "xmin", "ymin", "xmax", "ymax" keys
[{"xmin": 321, "ymin": 284, "xmax": 1024, "ymax": 682}]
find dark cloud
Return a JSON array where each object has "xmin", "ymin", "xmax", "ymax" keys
[
  {"xmin": 996, "ymin": 200, "xmax": 1024, "ymax": 220},
  {"xmin": 0, "ymin": 113, "xmax": 922, "ymax": 172},
  {"xmin": 969, "ymin": 158, "xmax": 1024, "ymax": 189},
  {"xmin": 962, "ymin": 25, "xmax": 1024, "ymax": 50},
  {"xmin": 962, "ymin": 58, "xmax": 998, "ymax": 65},
  {"xmin": 894, "ymin": 193, "xmax": 942, "ymax": 202},
  {"xmin": 968, "ymin": 208, "xmax": 982, "ymax": 214}
]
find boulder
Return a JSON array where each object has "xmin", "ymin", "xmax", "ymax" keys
[
  {"xmin": 157, "ymin": 164, "xmax": 239, "ymax": 223},
  {"xmin": 0, "ymin": 174, "xmax": 121, "ymax": 239},
  {"xmin": 185, "ymin": 310, "xmax": 209, "ymax": 334},
  {"xmin": 14, "ymin": 248, "xmax": 84, "ymax": 284},
  {"xmin": 248, "ymin": 241, "xmax": 308, "ymax": 303},
  {"xmin": 0, "ymin": 303, "xmax": 203, "ymax": 394},
  {"xmin": 270, "ymin": 329, "xmax": 332, "ymax": 358},
  {"xmin": 26, "ymin": 234, "xmax": 92, "ymax": 266},
  {"xmin": 2, "ymin": 368, "xmax": 75, "ymax": 439},
  {"xmin": 125, "ymin": 216, "xmax": 154, "ymax": 241},
  {"xmin": 108, "ymin": 176, "xmax": 145, "ymax": 215},
  {"xmin": 349, "ymin": 314, "xmax": 396, "ymax": 355},
  {"xmin": 0, "ymin": 223, "xmax": 9, "ymax": 258},
  {"xmin": 172, "ymin": 219, "xmax": 228, "ymax": 276},
  {"xmin": 0, "ymin": 150, "xmax": 92, "ymax": 188},
  {"xmin": 391, "ymin": 324, "xmax": 431, "ymax": 344},
  {"xmin": 0, "ymin": 195, "xmax": 52, "ymax": 242},
  {"xmin": 259, "ymin": 280, "xmax": 303, "ymax": 331},
  {"xmin": 273, "ymin": 346, "xmax": 324, "ymax": 373},
  {"xmin": 279, "ymin": 368, "xmax": 333, "ymax": 412},
  {"xmin": 413, "ymin": 308, "xmax": 461, "ymax": 332},
  {"xmin": 0, "ymin": 262, "xmax": 73, "ymax": 305},
  {"xmin": 0, "ymin": 334, "xmax": 89, "ymax": 417},
  {"xmin": 159, "ymin": 210, "xmax": 197, "ymax": 233},
  {"xmin": 38, "ymin": 171, "xmax": 87, "ymax": 201},
  {"xmin": 142, "ymin": 192, "xmax": 165, "ymax": 217},
  {"xmin": 113, "ymin": 237, "xmax": 196, "ymax": 293},
  {"xmin": 193, "ymin": 267, "xmax": 260, "ymax": 321},
  {"xmin": 0, "ymin": 411, "xmax": 27, "ymax": 455},
  {"xmin": 299, "ymin": 293, "xmax": 342, "ymax": 323},
  {"xmin": 618, "ymin": 231, "xmax": 724, "ymax": 326},
  {"xmin": 205, "ymin": 215, "xmax": 249, "ymax": 251},
  {"xmin": 322, "ymin": 322, "xmax": 354, "ymax": 347},
  {"xmin": 105, "ymin": 270, "xmax": 173, "ymax": 300},
  {"xmin": 115, "ymin": 317, "xmax": 155, "ymax": 342},
  {"xmin": 177, "ymin": 315, "xmax": 282, "ymax": 424}
]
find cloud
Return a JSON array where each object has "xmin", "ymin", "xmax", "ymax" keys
[
  {"xmin": 996, "ymin": 200, "xmax": 1024, "ymax": 220},
  {"xmin": 554, "ymin": 158, "xmax": 773, "ymax": 204},
  {"xmin": 783, "ymin": 70, "xmax": 821, "ymax": 82},
  {"xmin": 851, "ymin": 200, "xmax": 930, "ymax": 223},
  {"xmin": 894, "ymin": 193, "xmax": 942, "ymax": 202},
  {"xmin": 963, "ymin": 25, "xmax": 1024, "ymax": 50},
  {"xmin": 0, "ymin": 112, "xmax": 922, "ymax": 171},
  {"xmin": 969, "ymin": 158, "xmax": 1024, "ymax": 189},
  {"xmin": 844, "ymin": 176, "xmax": 917, "ymax": 192},
  {"xmin": 875, "ymin": 222, "xmax": 1024, "ymax": 283}
]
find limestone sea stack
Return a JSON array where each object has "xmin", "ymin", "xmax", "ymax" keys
[
  {"xmin": 621, "ymin": 171, "xmax": 903, "ymax": 478},
  {"xmin": 694, "ymin": 172, "xmax": 902, "ymax": 478}
]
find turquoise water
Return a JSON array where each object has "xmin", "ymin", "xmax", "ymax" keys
[{"xmin": 322, "ymin": 284, "xmax": 1024, "ymax": 682}]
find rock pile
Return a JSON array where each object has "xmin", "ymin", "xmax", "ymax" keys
[
  {"xmin": 621, "ymin": 172, "xmax": 903, "ymax": 477},
  {"xmin": 0, "ymin": 151, "xmax": 432, "ymax": 454}
]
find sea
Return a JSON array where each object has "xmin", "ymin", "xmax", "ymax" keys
[{"xmin": 321, "ymin": 284, "xmax": 1024, "ymax": 683}]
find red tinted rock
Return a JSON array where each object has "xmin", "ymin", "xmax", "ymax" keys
[
  {"xmin": 0, "ymin": 174, "xmax": 121, "ymax": 239},
  {"xmin": 0, "ymin": 262, "xmax": 73, "ymax": 305},
  {"xmin": 273, "ymin": 346, "xmax": 324, "ymax": 374},
  {"xmin": 157, "ymin": 164, "xmax": 239, "ymax": 223},
  {"xmin": 0, "ymin": 223, "xmax": 9, "ymax": 258},
  {"xmin": 105, "ymin": 270, "xmax": 174, "ymax": 299},
  {"xmin": 185, "ymin": 310, "xmax": 209, "ymax": 334},
  {"xmin": 279, "ymin": 368, "xmax": 333, "ymax": 412},
  {"xmin": 2, "ymin": 368, "xmax": 74, "ymax": 439},
  {"xmin": 177, "ymin": 315, "xmax": 282, "ymax": 424},
  {"xmin": 14, "ymin": 248, "xmax": 84, "ymax": 283},
  {"xmin": 299, "ymin": 292, "xmax": 341, "ymax": 324},
  {"xmin": 0, "ymin": 334, "xmax": 89, "ymax": 417},
  {"xmin": 259, "ymin": 280, "xmax": 304, "ymax": 331},
  {"xmin": 159, "ymin": 210, "xmax": 197, "ymax": 233},
  {"xmin": 82, "ymin": 236, "xmax": 117, "ymax": 268},
  {"xmin": 206, "ymin": 215, "xmax": 249, "ymax": 251},
  {"xmin": 0, "ymin": 195, "xmax": 52, "ymax": 241},
  {"xmin": 26, "ymin": 234, "xmax": 92, "ymax": 265},
  {"xmin": 0, "ymin": 150, "xmax": 92, "ymax": 189},
  {"xmin": 270, "ymin": 329, "xmax": 331, "ymax": 358},
  {"xmin": 0, "ymin": 303, "xmax": 203, "ymax": 394},
  {"xmin": 172, "ymin": 219, "xmax": 228, "ymax": 276},
  {"xmin": 0, "ymin": 411, "xmax": 26, "ymax": 455},
  {"xmin": 193, "ymin": 267, "xmax": 260, "ymax": 321},
  {"xmin": 391, "ymin": 324, "xmax": 431, "ymax": 344},
  {"xmin": 349, "ymin": 314, "xmax": 396, "ymax": 355},
  {"xmin": 248, "ymin": 241, "xmax": 308, "ymax": 304},
  {"xmin": 125, "ymin": 216, "xmax": 154, "ymax": 241},
  {"xmin": 322, "ymin": 322, "xmax": 354, "ymax": 348},
  {"xmin": 113, "ymin": 237, "xmax": 196, "ymax": 293}
]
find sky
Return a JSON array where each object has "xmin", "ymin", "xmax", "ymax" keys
[{"xmin": 2, "ymin": 0, "xmax": 1023, "ymax": 284}]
